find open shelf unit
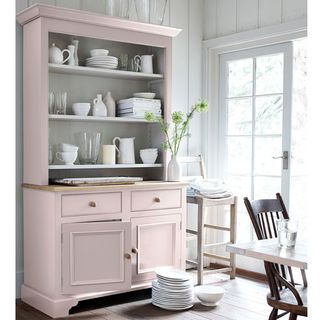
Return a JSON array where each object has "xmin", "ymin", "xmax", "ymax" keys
[
  {"xmin": 49, "ymin": 163, "xmax": 163, "ymax": 170},
  {"xmin": 49, "ymin": 114, "xmax": 155, "ymax": 123},
  {"xmin": 49, "ymin": 63, "xmax": 164, "ymax": 80}
]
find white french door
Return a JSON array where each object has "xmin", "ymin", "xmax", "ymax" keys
[{"xmin": 218, "ymin": 43, "xmax": 293, "ymax": 244}]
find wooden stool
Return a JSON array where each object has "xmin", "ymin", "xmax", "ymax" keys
[{"xmin": 179, "ymin": 155, "xmax": 237, "ymax": 285}]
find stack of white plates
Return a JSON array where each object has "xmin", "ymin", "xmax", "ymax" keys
[
  {"xmin": 85, "ymin": 55, "xmax": 118, "ymax": 69},
  {"xmin": 152, "ymin": 268, "xmax": 194, "ymax": 310}
]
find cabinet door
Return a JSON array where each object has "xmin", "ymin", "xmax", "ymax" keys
[
  {"xmin": 131, "ymin": 214, "xmax": 181, "ymax": 283},
  {"xmin": 62, "ymin": 221, "xmax": 131, "ymax": 294}
]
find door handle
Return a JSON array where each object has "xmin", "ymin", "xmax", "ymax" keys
[{"xmin": 272, "ymin": 151, "xmax": 288, "ymax": 170}]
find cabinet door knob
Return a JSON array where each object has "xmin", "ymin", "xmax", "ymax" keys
[
  {"xmin": 124, "ymin": 253, "xmax": 131, "ymax": 260},
  {"xmin": 132, "ymin": 248, "xmax": 138, "ymax": 254},
  {"xmin": 154, "ymin": 197, "xmax": 161, "ymax": 203},
  {"xmin": 89, "ymin": 201, "xmax": 97, "ymax": 207}
]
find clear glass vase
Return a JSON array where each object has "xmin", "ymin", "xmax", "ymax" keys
[
  {"xmin": 135, "ymin": 0, "xmax": 167, "ymax": 25},
  {"xmin": 75, "ymin": 132, "xmax": 102, "ymax": 165},
  {"xmin": 106, "ymin": 0, "xmax": 130, "ymax": 19}
]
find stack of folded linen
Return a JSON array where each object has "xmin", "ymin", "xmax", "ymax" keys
[
  {"xmin": 117, "ymin": 97, "xmax": 162, "ymax": 118},
  {"xmin": 188, "ymin": 177, "xmax": 232, "ymax": 198}
]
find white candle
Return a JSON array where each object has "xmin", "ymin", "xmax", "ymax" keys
[{"xmin": 102, "ymin": 145, "xmax": 116, "ymax": 164}]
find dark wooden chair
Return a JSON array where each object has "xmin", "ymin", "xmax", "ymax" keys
[{"xmin": 244, "ymin": 193, "xmax": 307, "ymax": 320}]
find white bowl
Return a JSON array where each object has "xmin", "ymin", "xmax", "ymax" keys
[
  {"xmin": 58, "ymin": 143, "xmax": 79, "ymax": 152},
  {"xmin": 195, "ymin": 285, "xmax": 225, "ymax": 306},
  {"xmin": 90, "ymin": 49, "xmax": 109, "ymax": 57},
  {"xmin": 140, "ymin": 152, "xmax": 158, "ymax": 164},
  {"xmin": 133, "ymin": 92, "xmax": 156, "ymax": 99},
  {"xmin": 140, "ymin": 148, "xmax": 158, "ymax": 154},
  {"xmin": 55, "ymin": 151, "xmax": 78, "ymax": 165},
  {"xmin": 72, "ymin": 103, "xmax": 91, "ymax": 116}
]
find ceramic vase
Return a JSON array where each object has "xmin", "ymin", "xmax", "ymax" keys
[
  {"xmin": 103, "ymin": 92, "xmax": 116, "ymax": 117},
  {"xmin": 67, "ymin": 45, "xmax": 75, "ymax": 66},
  {"xmin": 167, "ymin": 154, "xmax": 181, "ymax": 181},
  {"xmin": 93, "ymin": 94, "xmax": 107, "ymax": 117},
  {"xmin": 71, "ymin": 39, "xmax": 79, "ymax": 66}
]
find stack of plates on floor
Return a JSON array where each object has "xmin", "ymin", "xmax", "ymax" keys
[
  {"xmin": 85, "ymin": 56, "xmax": 118, "ymax": 69},
  {"xmin": 152, "ymin": 268, "xmax": 194, "ymax": 310}
]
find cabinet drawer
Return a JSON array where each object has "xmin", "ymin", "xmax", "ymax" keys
[
  {"xmin": 131, "ymin": 189, "xmax": 182, "ymax": 212},
  {"xmin": 61, "ymin": 192, "xmax": 122, "ymax": 217}
]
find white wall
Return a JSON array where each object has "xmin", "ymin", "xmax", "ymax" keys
[
  {"xmin": 15, "ymin": 0, "xmax": 204, "ymax": 297},
  {"xmin": 203, "ymin": 0, "xmax": 307, "ymax": 40}
]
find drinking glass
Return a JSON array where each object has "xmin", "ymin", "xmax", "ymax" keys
[
  {"xmin": 75, "ymin": 132, "xmax": 102, "ymax": 164},
  {"xmin": 276, "ymin": 219, "xmax": 298, "ymax": 248},
  {"xmin": 119, "ymin": 53, "xmax": 129, "ymax": 70},
  {"xmin": 106, "ymin": 0, "xmax": 130, "ymax": 19},
  {"xmin": 135, "ymin": 0, "xmax": 167, "ymax": 24},
  {"xmin": 54, "ymin": 92, "xmax": 67, "ymax": 115},
  {"xmin": 48, "ymin": 92, "xmax": 54, "ymax": 114}
]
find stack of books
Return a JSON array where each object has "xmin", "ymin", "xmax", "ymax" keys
[{"xmin": 117, "ymin": 98, "xmax": 162, "ymax": 118}]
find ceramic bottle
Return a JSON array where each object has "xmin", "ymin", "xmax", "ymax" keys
[
  {"xmin": 103, "ymin": 92, "xmax": 116, "ymax": 117},
  {"xmin": 67, "ymin": 45, "xmax": 75, "ymax": 66},
  {"xmin": 93, "ymin": 94, "xmax": 107, "ymax": 117},
  {"xmin": 71, "ymin": 39, "xmax": 79, "ymax": 66}
]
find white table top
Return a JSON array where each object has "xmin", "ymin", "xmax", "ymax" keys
[{"xmin": 226, "ymin": 238, "xmax": 307, "ymax": 270}]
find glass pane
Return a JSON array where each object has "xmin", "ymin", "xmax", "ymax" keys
[
  {"xmin": 255, "ymin": 95, "xmax": 283, "ymax": 134},
  {"xmin": 236, "ymin": 213, "xmax": 253, "ymax": 242},
  {"xmin": 226, "ymin": 175, "xmax": 251, "ymax": 201},
  {"xmin": 254, "ymin": 176, "xmax": 281, "ymax": 199},
  {"xmin": 254, "ymin": 137, "xmax": 282, "ymax": 175},
  {"xmin": 256, "ymin": 53, "xmax": 283, "ymax": 95},
  {"xmin": 228, "ymin": 58, "xmax": 253, "ymax": 98},
  {"xmin": 227, "ymin": 137, "xmax": 252, "ymax": 175},
  {"xmin": 227, "ymin": 98, "xmax": 252, "ymax": 135}
]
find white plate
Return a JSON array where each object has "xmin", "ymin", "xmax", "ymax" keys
[
  {"xmin": 86, "ymin": 56, "xmax": 118, "ymax": 62},
  {"xmin": 155, "ymin": 268, "xmax": 192, "ymax": 281},
  {"xmin": 86, "ymin": 65, "xmax": 118, "ymax": 69},
  {"xmin": 152, "ymin": 301, "xmax": 194, "ymax": 310},
  {"xmin": 133, "ymin": 92, "xmax": 156, "ymax": 99}
]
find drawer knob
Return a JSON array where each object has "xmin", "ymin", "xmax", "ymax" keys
[
  {"xmin": 124, "ymin": 253, "xmax": 131, "ymax": 260},
  {"xmin": 132, "ymin": 248, "xmax": 139, "ymax": 254},
  {"xmin": 154, "ymin": 197, "xmax": 161, "ymax": 203},
  {"xmin": 89, "ymin": 201, "xmax": 97, "ymax": 207}
]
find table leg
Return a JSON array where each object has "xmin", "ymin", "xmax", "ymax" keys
[
  {"xmin": 197, "ymin": 202, "xmax": 205, "ymax": 285},
  {"xmin": 230, "ymin": 198, "xmax": 237, "ymax": 279}
]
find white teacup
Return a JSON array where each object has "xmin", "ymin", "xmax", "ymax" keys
[
  {"xmin": 58, "ymin": 143, "xmax": 79, "ymax": 152},
  {"xmin": 56, "ymin": 151, "xmax": 78, "ymax": 165}
]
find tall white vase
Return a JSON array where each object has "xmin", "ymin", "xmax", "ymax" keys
[
  {"xmin": 103, "ymin": 92, "xmax": 116, "ymax": 117},
  {"xmin": 71, "ymin": 39, "xmax": 79, "ymax": 66},
  {"xmin": 167, "ymin": 154, "xmax": 181, "ymax": 182}
]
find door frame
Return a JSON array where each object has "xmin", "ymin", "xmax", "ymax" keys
[
  {"xmin": 202, "ymin": 19, "xmax": 307, "ymax": 182},
  {"xmin": 218, "ymin": 42, "xmax": 293, "ymax": 204}
]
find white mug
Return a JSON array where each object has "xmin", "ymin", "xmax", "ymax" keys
[
  {"xmin": 134, "ymin": 54, "xmax": 153, "ymax": 74},
  {"xmin": 102, "ymin": 145, "xmax": 116, "ymax": 164}
]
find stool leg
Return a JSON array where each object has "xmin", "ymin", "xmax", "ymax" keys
[
  {"xmin": 230, "ymin": 199, "xmax": 237, "ymax": 279},
  {"xmin": 197, "ymin": 203, "xmax": 205, "ymax": 285}
]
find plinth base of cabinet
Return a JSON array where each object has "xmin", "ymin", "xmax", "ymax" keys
[{"xmin": 21, "ymin": 282, "xmax": 153, "ymax": 318}]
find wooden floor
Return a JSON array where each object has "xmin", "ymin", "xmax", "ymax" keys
[{"xmin": 16, "ymin": 273, "xmax": 289, "ymax": 320}]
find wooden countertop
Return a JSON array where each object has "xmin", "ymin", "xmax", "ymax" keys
[{"xmin": 23, "ymin": 181, "xmax": 188, "ymax": 192}]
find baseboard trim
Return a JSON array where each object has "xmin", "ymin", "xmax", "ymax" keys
[
  {"xmin": 209, "ymin": 263, "xmax": 267, "ymax": 283},
  {"xmin": 16, "ymin": 270, "xmax": 24, "ymax": 298}
]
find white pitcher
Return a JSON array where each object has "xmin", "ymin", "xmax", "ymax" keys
[
  {"xmin": 48, "ymin": 43, "xmax": 71, "ymax": 64},
  {"xmin": 93, "ymin": 94, "xmax": 107, "ymax": 117},
  {"xmin": 134, "ymin": 54, "xmax": 153, "ymax": 74},
  {"xmin": 113, "ymin": 137, "xmax": 135, "ymax": 164}
]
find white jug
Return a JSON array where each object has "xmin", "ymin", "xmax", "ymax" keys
[
  {"xmin": 93, "ymin": 94, "xmax": 107, "ymax": 117},
  {"xmin": 134, "ymin": 54, "xmax": 153, "ymax": 74},
  {"xmin": 113, "ymin": 137, "xmax": 135, "ymax": 164},
  {"xmin": 48, "ymin": 43, "xmax": 71, "ymax": 64}
]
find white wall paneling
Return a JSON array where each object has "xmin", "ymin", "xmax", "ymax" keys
[
  {"xmin": 203, "ymin": 0, "xmax": 217, "ymax": 40},
  {"xmin": 216, "ymin": 0, "xmax": 237, "ymax": 37},
  {"xmin": 81, "ymin": 0, "xmax": 106, "ymax": 14},
  {"xmin": 56, "ymin": 0, "xmax": 81, "ymax": 10},
  {"xmin": 258, "ymin": 0, "xmax": 282, "ymax": 28},
  {"xmin": 237, "ymin": 0, "xmax": 258, "ymax": 32},
  {"xmin": 28, "ymin": 0, "xmax": 55, "ymax": 5},
  {"xmin": 282, "ymin": 0, "xmax": 307, "ymax": 22}
]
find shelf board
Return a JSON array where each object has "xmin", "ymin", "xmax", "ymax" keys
[
  {"xmin": 49, "ymin": 63, "xmax": 164, "ymax": 81},
  {"xmin": 48, "ymin": 114, "xmax": 156, "ymax": 123},
  {"xmin": 49, "ymin": 164, "xmax": 163, "ymax": 170}
]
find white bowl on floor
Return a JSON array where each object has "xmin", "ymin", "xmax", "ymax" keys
[{"xmin": 195, "ymin": 285, "xmax": 225, "ymax": 306}]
